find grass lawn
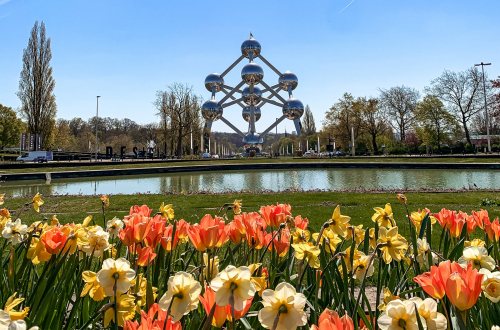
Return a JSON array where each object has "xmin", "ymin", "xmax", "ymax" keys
[
  {"xmin": 0, "ymin": 155, "xmax": 499, "ymax": 174},
  {"xmin": 6, "ymin": 191, "xmax": 499, "ymax": 237}
]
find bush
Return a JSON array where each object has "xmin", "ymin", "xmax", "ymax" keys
[{"xmin": 388, "ymin": 145, "xmax": 408, "ymax": 155}]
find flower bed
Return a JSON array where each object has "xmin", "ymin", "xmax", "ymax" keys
[{"xmin": 0, "ymin": 193, "xmax": 499, "ymax": 329}]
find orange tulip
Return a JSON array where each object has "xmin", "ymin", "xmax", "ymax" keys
[
  {"xmin": 187, "ymin": 214, "xmax": 227, "ymax": 252},
  {"xmin": 123, "ymin": 303, "xmax": 180, "ymax": 330},
  {"xmin": 41, "ymin": 226, "xmax": 69, "ymax": 254},
  {"xmin": 136, "ymin": 246, "xmax": 157, "ymax": 267},
  {"xmin": 265, "ymin": 228, "xmax": 290, "ymax": 257},
  {"xmin": 225, "ymin": 217, "xmax": 246, "ymax": 244},
  {"xmin": 445, "ymin": 263, "xmax": 483, "ymax": 311},
  {"xmin": 160, "ymin": 224, "xmax": 180, "ymax": 252},
  {"xmin": 120, "ymin": 213, "xmax": 152, "ymax": 246},
  {"xmin": 259, "ymin": 203, "xmax": 291, "ymax": 227},
  {"xmin": 449, "ymin": 213, "xmax": 466, "ymax": 238},
  {"xmin": 485, "ymin": 217, "xmax": 500, "ymax": 242},
  {"xmin": 129, "ymin": 205, "xmax": 153, "ymax": 217},
  {"xmin": 414, "ymin": 260, "xmax": 459, "ymax": 299},
  {"xmin": 311, "ymin": 309, "xmax": 354, "ymax": 330},
  {"xmin": 242, "ymin": 214, "xmax": 267, "ymax": 250},
  {"xmin": 199, "ymin": 286, "xmax": 253, "ymax": 328},
  {"xmin": 293, "ymin": 215, "xmax": 309, "ymax": 230},
  {"xmin": 434, "ymin": 208, "xmax": 455, "ymax": 229},
  {"xmin": 144, "ymin": 215, "xmax": 165, "ymax": 249},
  {"xmin": 471, "ymin": 209, "xmax": 489, "ymax": 230}
]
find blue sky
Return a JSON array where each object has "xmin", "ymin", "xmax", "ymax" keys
[{"xmin": 1, "ymin": 0, "xmax": 499, "ymax": 133}]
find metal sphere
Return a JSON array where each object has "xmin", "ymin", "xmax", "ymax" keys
[
  {"xmin": 282, "ymin": 98, "xmax": 304, "ymax": 120},
  {"xmin": 241, "ymin": 63, "xmax": 264, "ymax": 85},
  {"xmin": 241, "ymin": 106, "xmax": 262, "ymax": 122},
  {"xmin": 241, "ymin": 86, "xmax": 262, "ymax": 105},
  {"xmin": 279, "ymin": 71, "xmax": 298, "ymax": 91},
  {"xmin": 204, "ymin": 73, "xmax": 224, "ymax": 92},
  {"xmin": 201, "ymin": 100, "xmax": 223, "ymax": 121},
  {"xmin": 243, "ymin": 133, "xmax": 263, "ymax": 145},
  {"xmin": 241, "ymin": 36, "xmax": 261, "ymax": 59}
]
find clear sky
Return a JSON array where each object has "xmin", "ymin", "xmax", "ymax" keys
[{"xmin": 1, "ymin": 0, "xmax": 499, "ymax": 134}]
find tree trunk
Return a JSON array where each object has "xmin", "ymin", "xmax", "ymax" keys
[
  {"xmin": 462, "ymin": 116, "xmax": 471, "ymax": 145},
  {"xmin": 371, "ymin": 133, "xmax": 379, "ymax": 154}
]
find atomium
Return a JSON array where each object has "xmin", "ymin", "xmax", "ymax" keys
[
  {"xmin": 201, "ymin": 34, "xmax": 305, "ymax": 153},
  {"xmin": 242, "ymin": 86, "xmax": 262, "ymax": 105},
  {"xmin": 242, "ymin": 106, "xmax": 262, "ymax": 122},
  {"xmin": 204, "ymin": 73, "xmax": 224, "ymax": 92},
  {"xmin": 201, "ymin": 100, "xmax": 223, "ymax": 121}
]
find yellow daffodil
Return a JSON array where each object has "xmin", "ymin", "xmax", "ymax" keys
[
  {"xmin": 103, "ymin": 293, "xmax": 136, "ymax": 327},
  {"xmin": 158, "ymin": 271, "xmax": 202, "ymax": 322},
  {"xmin": 312, "ymin": 227, "xmax": 342, "ymax": 253},
  {"xmin": 378, "ymin": 288, "xmax": 400, "ymax": 311},
  {"xmin": 329, "ymin": 205, "xmax": 351, "ymax": 237},
  {"xmin": 80, "ymin": 271, "xmax": 106, "ymax": 301},
  {"xmin": 97, "ymin": 258, "xmax": 136, "ymax": 297},
  {"xmin": 410, "ymin": 208, "xmax": 436, "ymax": 232},
  {"xmin": 291, "ymin": 242, "xmax": 321, "ymax": 269},
  {"xmin": 131, "ymin": 274, "xmax": 158, "ymax": 312},
  {"xmin": 3, "ymin": 292, "xmax": 29, "ymax": 320},
  {"xmin": 465, "ymin": 238, "xmax": 486, "ymax": 247},
  {"xmin": 203, "ymin": 252, "xmax": 219, "ymax": 281},
  {"xmin": 396, "ymin": 193, "xmax": 407, "ymax": 205},
  {"xmin": 81, "ymin": 225, "xmax": 110, "ymax": 258},
  {"xmin": 210, "ymin": 265, "xmax": 256, "ymax": 311},
  {"xmin": 2, "ymin": 219, "xmax": 28, "ymax": 245},
  {"xmin": 258, "ymin": 282, "xmax": 307, "ymax": 330},
  {"xmin": 458, "ymin": 246, "xmax": 496, "ymax": 271},
  {"xmin": 100, "ymin": 194, "xmax": 110, "ymax": 207},
  {"xmin": 26, "ymin": 237, "xmax": 52, "ymax": 265},
  {"xmin": 0, "ymin": 193, "xmax": 4, "ymax": 205},
  {"xmin": 479, "ymin": 270, "xmax": 500, "ymax": 303},
  {"xmin": 159, "ymin": 202, "xmax": 175, "ymax": 221},
  {"xmin": 32, "ymin": 193, "xmax": 44, "ymax": 213},
  {"xmin": 291, "ymin": 227, "xmax": 310, "ymax": 243},
  {"xmin": 377, "ymin": 226, "xmax": 408, "ymax": 264},
  {"xmin": 49, "ymin": 215, "xmax": 60, "ymax": 226},
  {"xmin": 232, "ymin": 200, "xmax": 242, "ymax": 215},
  {"xmin": 409, "ymin": 297, "xmax": 447, "ymax": 330},
  {"xmin": 346, "ymin": 224, "xmax": 365, "ymax": 245},
  {"xmin": 106, "ymin": 217, "xmax": 124, "ymax": 238},
  {"xmin": 372, "ymin": 203, "xmax": 394, "ymax": 228},
  {"xmin": 248, "ymin": 263, "xmax": 268, "ymax": 296},
  {"xmin": 368, "ymin": 227, "xmax": 377, "ymax": 249},
  {"xmin": 378, "ymin": 299, "xmax": 424, "ymax": 330}
]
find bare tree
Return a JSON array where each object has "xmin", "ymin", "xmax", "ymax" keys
[
  {"xmin": 17, "ymin": 21, "xmax": 56, "ymax": 150},
  {"xmin": 428, "ymin": 68, "xmax": 483, "ymax": 145},
  {"xmin": 379, "ymin": 86, "xmax": 419, "ymax": 142},
  {"xmin": 323, "ymin": 93, "xmax": 363, "ymax": 150},
  {"xmin": 155, "ymin": 83, "xmax": 202, "ymax": 157},
  {"xmin": 360, "ymin": 98, "xmax": 387, "ymax": 154}
]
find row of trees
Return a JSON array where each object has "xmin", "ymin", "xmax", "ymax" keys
[
  {"xmin": 4, "ymin": 20, "xmax": 500, "ymax": 156},
  {"xmin": 322, "ymin": 69, "xmax": 500, "ymax": 154}
]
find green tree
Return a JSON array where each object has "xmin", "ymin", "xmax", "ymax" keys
[
  {"xmin": 0, "ymin": 104, "xmax": 24, "ymax": 149},
  {"xmin": 301, "ymin": 105, "xmax": 316, "ymax": 136},
  {"xmin": 415, "ymin": 95, "xmax": 458, "ymax": 151},
  {"xmin": 17, "ymin": 21, "xmax": 57, "ymax": 150},
  {"xmin": 323, "ymin": 93, "xmax": 363, "ymax": 150},
  {"xmin": 359, "ymin": 98, "xmax": 388, "ymax": 154}
]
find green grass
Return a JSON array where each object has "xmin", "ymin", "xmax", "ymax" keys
[
  {"xmin": 0, "ymin": 156, "xmax": 499, "ymax": 174},
  {"xmin": 6, "ymin": 191, "xmax": 499, "ymax": 234}
]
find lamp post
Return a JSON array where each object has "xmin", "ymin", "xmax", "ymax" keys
[
  {"xmin": 95, "ymin": 96, "xmax": 101, "ymax": 161},
  {"xmin": 474, "ymin": 62, "xmax": 491, "ymax": 152}
]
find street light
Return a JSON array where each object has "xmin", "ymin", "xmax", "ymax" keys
[
  {"xmin": 474, "ymin": 62, "xmax": 491, "ymax": 152},
  {"xmin": 95, "ymin": 96, "xmax": 101, "ymax": 161}
]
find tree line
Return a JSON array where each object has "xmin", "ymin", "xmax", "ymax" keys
[{"xmin": 2, "ymin": 21, "xmax": 500, "ymax": 156}]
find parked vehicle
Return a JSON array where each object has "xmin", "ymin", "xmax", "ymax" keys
[{"xmin": 16, "ymin": 151, "xmax": 53, "ymax": 162}]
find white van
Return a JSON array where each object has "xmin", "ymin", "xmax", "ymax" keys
[{"xmin": 16, "ymin": 151, "xmax": 53, "ymax": 163}]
